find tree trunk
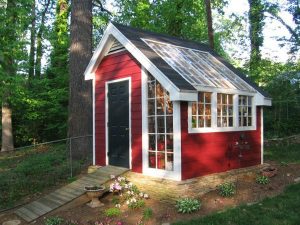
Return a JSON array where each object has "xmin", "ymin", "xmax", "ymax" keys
[
  {"xmin": 69, "ymin": 0, "xmax": 93, "ymax": 159},
  {"xmin": 1, "ymin": 102, "xmax": 14, "ymax": 152},
  {"xmin": 248, "ymin": 0, "xmax": 264, "ymax": 81},
  {"xmin": 28, "ymin": 0, "xmax": 36, "ymax": 78},
  {"xmin": 35, "ymin": 0, "xmax": 50, "ymax": 78},
  {"xmin": 205, "ymin": 0, "xmax": 214, "ymax": 49}
]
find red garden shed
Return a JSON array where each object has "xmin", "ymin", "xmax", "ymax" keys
[{"xmin": 84, "ymin": 22, "xmax": 271, "ymax": 180}]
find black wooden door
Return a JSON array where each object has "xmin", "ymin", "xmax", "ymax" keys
[{"xmin": 108, "ymin": 80, "xmax": 130, "ymax": 168}]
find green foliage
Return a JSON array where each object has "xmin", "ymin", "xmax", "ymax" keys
[
  {"xmin": 128, "ymin": 199, "xmax": 145, "ymax": 209},
  {"xmin": 0, "ymin": 143, "xmax": 86, "ymax": 210},
  {"xmin": 264, "ymin": 143, "xmax": 300, "ymax": 164},
  {"xmin": 142, "ymin": 207, "xmax": 153, "ymax": 220},
  {"xmin": 256, "ymin": 175, "xmax": 270, "ymax": 185},
  {"xmin": 173, "ymin": 182, "xmax": 300, "ymax": 225},
  {"xmin": 218, "ymin": 182, "xmax": 236, "ymax": 197},
  {"xmin": 176, "ymin": 198, "xmax": 201, "ymax": 214},
  {"xmin": 104, "ymin": 207, "xmax": 121, "ymax": 217},
  {"xmin": 44, "ymin": 217, "xmax": 64, "ymax": 225},
  {"xmin": 112, "ymin": 196, "xmax": 120, "ymax": 205}
]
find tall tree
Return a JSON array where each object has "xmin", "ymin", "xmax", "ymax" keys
[
  {"xmin": 35, "ymin": 0, "xmax": 51, "ymax": 78},
  {"xmin": 248, "ymin": 0, "xmax": 264, "ymax": 81},
  {"xmin": 205, "ymin": 0, "xmax": 214, "ymax": 49},
  {"xmin": 28, "ymin": 0, "xmax": 36, "ymax": 78},
  {"xmin": 69, "ymin": 0, "xmax": 93, "ymax": 157},
  {"xmin": 0, "ymin": 0, "xmax": 31, "ymax": 151}
]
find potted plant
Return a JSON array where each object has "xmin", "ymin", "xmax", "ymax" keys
[{"xmin": 84, "ymin": 185, "xmax": 106, "ymax": 208}]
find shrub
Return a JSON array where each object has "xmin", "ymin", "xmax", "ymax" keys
[
  {"xmin": 44, "ymin": 217, "xmax": 64, "ymax": 225},
  {"xmin": 176, "ymin": 198, "xmax": 201, "ymax": 214},
  {"xmin": 218, "ymin": 182, "xmax": 236, "ymax": 197},
  {"xmin": 143, "ymin": 207, "xmax": 153, "ymax": 220},
  {"xmin": 128, "ymin": 199, "xmax": 145, "ymax": 209},
  {"xmin": 104, "ymin": 208, "xmax": 121, "ymax": 217},
  {"xmin": 256, "ymin": 175, "xmax": 270, "ymax": 185}
]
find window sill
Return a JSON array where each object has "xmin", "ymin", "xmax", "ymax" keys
[{"xmin": 188, "ymin": 126, "xmax": 257, "ymax": 133}]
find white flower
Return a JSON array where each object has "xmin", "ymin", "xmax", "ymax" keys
[
  {"xmin": 139, "ymin": 192, "xmax": 144, "ymax": 197},
  {"xmin": 128, "ymin": 182, "xmax": 133, "ymax": 187},
  {"xmin": 127, "ymin": 190, "xmax": 131, "ymax": 194},
  {"xmin": 126, "ymin": 200, "xmax": 130, "ymax": 205},
  {"xmin": 144, "ymin": 194, "xmax": 149, "ymax": 199},
  {"xmin": 124, "ymin": 184, "xmax": 128, "ymax": 189},
  {"xmin": 115, "ymin": 204, "xmax": 121, "ymax": 208}
]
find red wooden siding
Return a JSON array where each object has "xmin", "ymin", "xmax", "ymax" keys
[
  {"xmin": 181, "ymin": 102, "xmax": 262, "ymax": 180},
  {"xmin": 95, "ymin": 51, "xmax": 142, "ymax": 173}
]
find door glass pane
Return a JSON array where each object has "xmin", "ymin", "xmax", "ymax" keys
[
  {"xmin": 148, "ymin": 117, "xmax": 155, "ymax": 133},
  {"xmin": 157, "ymin": 116, "xmax": 165, "ymax": 133},
  {"xmin": 157, "ymin": 152, "xmax": 165, "ymax": 169},
  {"xmin": 166, "ymin": 116, "xmax": 173, "ymax": 133},
  {"xmin": 149, "ymin": 152, "xmax": 156, "ymax": 168},
  {"xmin": 148, "ymin": 99, "xmax": 155, "ymax": 115},
  {"xmin": 166, "ymin": 154, "xmax": 173, "ymax": 171},
  {"xmin": 157, "ymin": 134, "xmax": 165, "ymax": 151},
  {"xmin": 149, "ymin": 134, "xmax": 156, "ymax": 151}
]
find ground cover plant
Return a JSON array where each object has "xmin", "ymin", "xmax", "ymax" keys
[
  {"xmin": 256, "ymin": 175, "xmax": 270, "ymax": 185},
  {"xmin": 218, "ymin": 182, "xmax": 236, "ymax": 197},
  {"xmin": 0, "ymin": 143, "xmax": 87, "ymax": 210},
  {"xmin": 176, "ymin": 198, "xmax": 201, "ymax": 214}
]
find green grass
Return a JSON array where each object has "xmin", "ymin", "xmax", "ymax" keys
[
  {"xmin": 0, "ymin": 143, "xmax": 87, "ymax": 210},
  {"xmin": 264, "ymin": 143, "xmax": 300, "ymax": 164},
  {"xmin": 173, "ymin": 182, "xmax": 300, "ymax": 225}
]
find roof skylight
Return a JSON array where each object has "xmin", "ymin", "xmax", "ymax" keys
[{"xmin": 142, "ymin": 39, "xmax": 255, "ymax": 93}]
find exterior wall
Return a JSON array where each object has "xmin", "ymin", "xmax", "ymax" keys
[
  {"xmin": 181, "ymin": 102, "xmax": 262, "ymax": 180},
  {"xmin": 95, "ymin": 51, "xmax": 142, "ymax": 173}
]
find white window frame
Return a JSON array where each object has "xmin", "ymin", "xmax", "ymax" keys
[
  {"xmin": 188, "ymin": 92, "xmax": 256, "ymax": 133},
  {"xmin": 238, "ymin": 95, "xmax": 254, "ymax": 127},
  {"xmin": 142, "ymin": 67, "xmax": 181, "ymax": 181}
]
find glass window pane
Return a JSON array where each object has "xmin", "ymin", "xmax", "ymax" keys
[
  {"xmin": 228, "ymin": 95, "xmax": 233, "ymax": 104},
  {"xmin": 157, "ymin": 152, "xmax": 165, "ymax": 169},
  {"xmin": 198, "ymin": 92, "xmax": 204, "ymax": 103},
  {"xmin": 166, "ymin": 153, "xmax": 173, "ymax": 171},
  {"xmin": 148, "ymin": 117, "xmax": 155, "ymax": 133},
  {"xmin": 149, "ymin": 152, "xmax": 156, "ymax": 168},
  {"xmin": 229, "ymin": 117, "xmax": 233, "ymax": 127},
  {"xmin": 156, "ymin": 83, "xmax": 164, "ymax": 98},
  {"xmin": 228, "ymin": 106, "xmax": 233, "ymax": 116},
  {"xmin": 166, "ymin": 116, "xmax": 173, "ymax": 133},
  {"xmin": 157, "ymin": 116, "xmax": 165, "ymax": 133},
  {"xmin": 217, "ymin": 105, "xmax": 221, "ymax": 116},
  {"xmin": 205, "ymin": 104, "xmax": 211, "ymax": 116},
  {"xmin": 157, "ymin": 134, "xmax": 165, "ymax": 151},
  {"xmin": 149, "ymin": 134, "xmax": 156, "ymax": 151},
  {"xmin": 148, "ymin": 99, "xmax": 155, "ymax": 115},
  {"xmin": 217, "ymin": 93, "xmax": 221, "ymax": 103},
  {"xmin": 192, "ymin": 102, "xmax": 197, "ymax": 115},
  {"xmin": 192, "ymin": 116, "xmax": 197, "ymax": 128},
  {"xmin": 156, "ymin": 98, "xmax": 165, "ymax": 115},
  {"xmin": 198, "ymin": 103, "xmax": 204, "ymax": 115},
  {"xmin": 206, "ymin": 116, "xmax": 212, "ymax": 127},
  {"xmin": 204, "ymin": 92, "xmax": 211, "ymax": 103},
  {"xmin": 148, "ymin": 81, "xmax": 155, "ymax": 98},
  {"xmin": 166, "ymin": 135, "xmax": 173, "ymax": 152},
  {"xmin": 243, "ymin": 117, "xmax": 247, "ymax": 126},
  {"xmin": 222, "ymin": 117, "xmax": 228, "ymax": 127},
  {"xmin": 248, "ymin": 117, "xmax": 252, "ymax": 126},
  {"xmin": 198, "ymin": 116, "xmax": 204, "ymax": 127},
  {"xmin": 222, "ymin": 94, "xmax": 227, "ymax": 104},
  {"xmin": 248, "ymin": 97, "xmax": 252, "ymax": 105},
  {"xmin": 217, "ymin": 117, "xmax": 222, "ymax": 127},
  {"xmin": 166, "ymin": 98, "xmax": 173, "ymax": 114}
]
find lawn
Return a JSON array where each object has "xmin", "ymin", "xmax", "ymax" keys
[
  {"xmin": 174, "ymin": 143, "xmax": 300, "ymax": 225},
  {"xmin": 0, "ymin": 143, "xmax": 88, "ymax": 210},
  {"xmin": 264, "ymin": 143, "xmax": 300, "ymax": 164},
  {"xmin": 174, "ymin": 182, "xmax": 300, "ymax": 225}
]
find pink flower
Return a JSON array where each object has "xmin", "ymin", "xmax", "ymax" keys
[{"xmin": 116, "ymin": 222, "xmax": 122, "ymax": 225}]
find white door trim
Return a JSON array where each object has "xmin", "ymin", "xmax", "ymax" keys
[
  {"xmin": 105, "ymin": 77, "xmax": 132, "ymax": 169},
  {"xmin": 261, "ymin": 107, "xmax": 264, "ymax": 164}
]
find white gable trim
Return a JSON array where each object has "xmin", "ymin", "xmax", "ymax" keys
[{"xmin": 84, "ymin": 23, "xmax": 197, "ymax": 101}]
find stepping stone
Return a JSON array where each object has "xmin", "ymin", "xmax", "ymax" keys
[
  {"xmin": 2, "ymin": 220, "xmax": 21, "ymax": 225},
  {"xmin": 294, "ymin": 177, "xmax": 300, "ymax": 183}
]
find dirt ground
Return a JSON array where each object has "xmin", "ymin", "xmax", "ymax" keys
[{"xmin": 1, "ymin": 161, "xmax": 300, "ymax": 225}]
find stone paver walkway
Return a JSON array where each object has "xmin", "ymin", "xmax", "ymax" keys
[{"xmin": 14, "ymin": 165, "xmax": 128, "ymax": 222}]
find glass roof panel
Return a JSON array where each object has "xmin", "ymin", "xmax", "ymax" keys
[{"xmin": 143, "ymin": 39, "xmax": 256, "ymax": 92}]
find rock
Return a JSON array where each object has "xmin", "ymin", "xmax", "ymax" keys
[
  {"xmin": 294, "ymin": 177, "xmax": 300, "ymax": 183},
  {"xmin": 162, "ymin": 223, "xmax": 170, "ymax": 225},
  {"xmin": 2, "ymin": 220, "xmax": 21, "ymax": 225}
]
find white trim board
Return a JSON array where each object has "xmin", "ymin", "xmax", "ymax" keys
[
  {"xmin": 105, "ymin": 77, "xmax": 132, "ymax": 169},
  {"xmin": 261, "ymin": 107, "xmax": 264, "ymax": 164}
]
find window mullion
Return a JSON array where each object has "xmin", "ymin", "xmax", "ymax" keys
[{"xmin": 233, "ymin": 94, "xmax": 238, "ymax": 128}]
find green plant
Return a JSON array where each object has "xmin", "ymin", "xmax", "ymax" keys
[
  {"xmin": 112, "ymin": 196, "xmax": 120, "ymax": 205},
  {"xmin": 128, "ymin": 199, "xmax": 145, "ymax": 209},
  {"xmin": 143, "ymin": 207, "xmax": 153, "ymax": 220},
  {"xmin": 218, "ymin": 182, "xmax": 236, "ymax": 197},
  {"xmin": 104, "ymin": 208, "xmax": 121, "ymax": 217},
  {"xmin": 176, "ymin": 198, "xmax": 201, "ymax": 214},
  {"xmin": 44, "ymin": 217, "xmax": 64, "ymax": 225},
  {"xmin": 256, "ymin": 175, "xmax": 270, "ymax": 185}
]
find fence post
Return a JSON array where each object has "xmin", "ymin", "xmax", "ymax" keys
[{"xmin": 69, "ymin": 137, "xmax": 73, "ymax": 178}]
